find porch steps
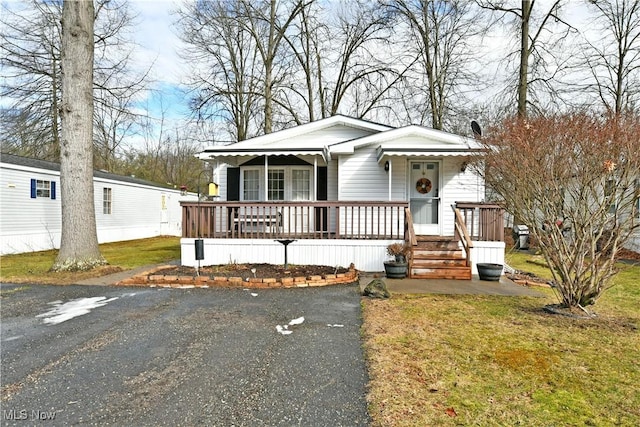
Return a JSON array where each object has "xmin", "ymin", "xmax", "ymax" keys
[{"xmin": 409, "ymin": 236, "xmax": 471, "ymax": 280}]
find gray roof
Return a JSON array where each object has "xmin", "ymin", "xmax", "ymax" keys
[{"xmin": 0, "ymin": 152, "xmax": 174, "ymax": 190}]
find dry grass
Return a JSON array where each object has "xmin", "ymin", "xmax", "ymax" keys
[{"xmin": 363, "ymin": 260, "xmax": 640, "ymax": 426}]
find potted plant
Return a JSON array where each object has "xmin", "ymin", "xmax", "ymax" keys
[{"xmin": 384, "ymin": 242, "xmax": 411, "ymax": 278}]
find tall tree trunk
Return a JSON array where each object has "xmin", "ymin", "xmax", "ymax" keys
[
  {"xmin": 53, "ymin": 0, "xmax": 105, "ymax": 271},
  {"xmin": 518, "ymin": 0, "xmax": 531, "ymax": 118}
]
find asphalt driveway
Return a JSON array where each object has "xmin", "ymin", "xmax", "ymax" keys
[{"xmin": 1, "ymin": 283, "xmax": 370, "ymax": 426}]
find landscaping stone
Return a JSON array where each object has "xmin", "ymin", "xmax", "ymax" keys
[{"xmin": 362, "ymin": 279, "xmax": 390, "ymax": 299}]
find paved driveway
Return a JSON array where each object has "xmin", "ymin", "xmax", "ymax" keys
[{"xmin": 1, "ymin": 283, "xmax": 370, "ymax": 426}]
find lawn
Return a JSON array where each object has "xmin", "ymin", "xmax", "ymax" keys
[
  {"xmin": 363, "ymin": 251, "xmax": 640, "ymax": 426},
  {"xmin": 0, "ymin": 236, "xmax": 181, "ymax": 284}
]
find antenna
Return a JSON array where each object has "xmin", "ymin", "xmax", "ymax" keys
[{"xmin": 471, "ymin": 120, "xmax": 482, "ymax": 138}]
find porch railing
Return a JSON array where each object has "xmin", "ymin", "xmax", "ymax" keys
[
  {"xmin": 452, "ymin": 205, "xmax": 474, "ymax": 267},
  {"xmin": 454, "ymin": 202, "xmax": 505, "ymax": 242},
  {"xmin": 181, "ymin": 201, "xmax": 409, "ymax": 240}
]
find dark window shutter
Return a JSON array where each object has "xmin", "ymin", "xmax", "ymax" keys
[
  {"xmin": 51, "ymin": 181, "xmax": 56, "ymax": 199},
  {"xmin": 227, "ymin": 167, "xmax": 240, "ymax": 201},
  {"xmin": 30, "ymin": 179, "xmax": 36, "ymax": 198},
  {"xmin": 317, "ymin": 167, "xmax": 327, "ymax": 200}
]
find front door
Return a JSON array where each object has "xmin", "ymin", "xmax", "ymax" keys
[{"xmin": 409, "ymin": 161, "xmax": 440, "ymax": 235}]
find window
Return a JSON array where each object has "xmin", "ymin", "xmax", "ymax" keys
[
  {"xmin": 240, "ymin": 166, "xmax": 312, "ymax": 201},
  {"xmin": 268, "ymin": 169, "xmax": 285, "ymax": 200},
  {"xmin": 30, "ymin": 179, "xmax": 56, "ymax": 199},
  {"xmin": 243, "ymin": 169, "xmax": 260, "ymax": 200},
  {"xmin": 292, "ymin": 169, "xmax": 310, "ymax": 201},
  {"xmin": 103, "ymin": 188, "xmax": 112, "ymax": 214}
]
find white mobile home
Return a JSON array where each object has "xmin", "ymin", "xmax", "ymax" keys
[
  {"xmin": 0, "ymin": 153, "xmax": 195, "ymax": 255},
  {"xmin": 181, "ymin": 115, "xmax": 506, "ymax": 277}
]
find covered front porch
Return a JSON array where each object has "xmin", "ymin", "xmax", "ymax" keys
[{"xmin": 180, "ymin": 201, "xmax": 505, "ymax": 275}]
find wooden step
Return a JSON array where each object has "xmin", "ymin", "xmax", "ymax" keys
[
  {"xmin": 410, "ymin": 267, "xmax": 472, "ymax": 280},
  {"xmin": 409, "ymin": 235, "xmax": 471, "ymax": 280},
  {"xmin": 411, "ymin": 258, "xmax": 468, "ymax": 268},
  {"xmin": 412, "ymin": 249, "xmax": 464, "ymax": 259}
]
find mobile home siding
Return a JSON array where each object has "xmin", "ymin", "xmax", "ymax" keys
[{"xmin": 1, "ymin": 158, "xmax": 194, "ymax": 255}]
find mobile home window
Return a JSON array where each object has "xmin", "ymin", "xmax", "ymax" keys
[
  {"xmin": 30, "ymin": 179, "xmax": 56, "ymax": 199},
  {"xmin": 103, "ymin": 188, "xmax": 112, "ymax": 214}
]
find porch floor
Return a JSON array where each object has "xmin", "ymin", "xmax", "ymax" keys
[{"xmin": 360, "ymin": 273, "xmax": 544, "ymax": 297}]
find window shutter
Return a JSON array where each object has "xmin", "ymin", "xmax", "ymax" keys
[
  {"xmin": 30, "ymin": 179, "xmax": 36, "ymax": 198},
  {"xmin": 317, "ymin": 167, "xmax": 327, "ymax": 200},
  {"xmin": 51, "ymin": 181, "xmax": 56, "ymax": 199},
  {"xmin": 227, "ymin": 167, "xmax": 240, "ymax": 201}
]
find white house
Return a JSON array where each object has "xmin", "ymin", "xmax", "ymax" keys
[
  {"xmin": 180, "ymin": 115, "xmax": 505, "ymax": 277},
  {"xmin": 0, "ymin": 153, "xmax": 196, "ymax": 255}
]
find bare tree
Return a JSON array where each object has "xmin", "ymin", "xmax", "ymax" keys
[
  {"xmin": 1, "ymin": 0, "xmax": 149, "ymax": 166},
  {"xmin": 477, "ymin": 0, "xmax": 575, "ymax": 117},
  {"xmin": 474, "ymin": 113, "xmax": 640, "ymax": 312},
  {"xmin": 52, "ymin": 0, "xmax": 105, "ymax": 272},
  {"xmin": 176, "ymin": 0, "xmax": 262, "ymax": 141},
  {"xmin": 582, "ymin": 0, "xmax": 640, "ymax": 115},
  {"xmin": 384, "ymin": 0, "xmax": 485, "ymax": 130},
  {"xmin": 236, "ymin": 0, "xmax": 307, "ymax": 134}
]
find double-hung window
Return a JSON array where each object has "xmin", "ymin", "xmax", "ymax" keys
[
  {"xmin": 30, "ymin": 179, "xmax": 56, "ymax": 199},
  {"xmin": 103, "ymin": 188, "xmax": 112, "ymax": 214}
]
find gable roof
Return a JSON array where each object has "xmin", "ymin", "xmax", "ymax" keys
[
  {"xmin": 197, "ymin": 116, "xmax": 482, "ymax": 163},
  {"xmin": 198, "ymin": 115, "xmax": 393, "ymax": 161},
  {"xmin": 323, "ymin": 125, "xmax": 481, "ymax": 161},
  {"xmin": 0, "ymin": 153, "xmax": 173, "ymax": 189}
]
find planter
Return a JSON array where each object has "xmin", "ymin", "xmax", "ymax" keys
[
  {"xmin": 384, "ymin": 261, "xmax": 408, "ymax": 279},
  {"xmin": 477, "ymin": 263, "xmax": 503, "ymax": 281}
]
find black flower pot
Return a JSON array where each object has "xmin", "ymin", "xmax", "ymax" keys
[
  {"xmin": 384, "ymin": 261, "xmax": 408, "ymax": 279},
  {"xmin": 477, "ymin": 263, "xmax": 503, "ymax": 281}
]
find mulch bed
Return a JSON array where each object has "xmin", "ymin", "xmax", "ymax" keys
[{"xmin": 149, "ymin": 263, "xmax": 350, "ymax": 281}]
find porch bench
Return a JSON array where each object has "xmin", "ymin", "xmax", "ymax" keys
[{"xmin": 233, "ymin": 212, "xmax": 282, "ymax": 233}]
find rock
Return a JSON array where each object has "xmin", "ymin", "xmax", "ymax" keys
[{"xmin": 362, "ymin": 279, "xmax": 390, "ymax": 299}]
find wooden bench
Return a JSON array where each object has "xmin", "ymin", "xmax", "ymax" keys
[{"xmin": 233, "ymin": 212, "xmax": 282, "ymax": 233}]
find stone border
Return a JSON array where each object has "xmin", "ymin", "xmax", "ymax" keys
[{"xmin": 115, "ymin": 265, "xmax": 359, "ymax": 289}]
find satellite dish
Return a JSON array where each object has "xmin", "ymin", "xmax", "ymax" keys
[{"xmin": 471, "ymin": 120, "xmax": 482, "ymax": 137}]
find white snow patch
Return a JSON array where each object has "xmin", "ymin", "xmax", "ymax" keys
[
  {"xmin": 327, "ymin": 324, "xmax": 344, "ymax": 328},
  {"xmin": 288, "ymin": 316, "xmax": 305, "ymax": 326},
  {"xmin": 276, "ymin": 316, "xmax": 305, "ymax": 335},
  {"xmin": 37, "ymin": 297, "xmax": 119, "ymax": 325},
  {"xmin": 276, "ymin": 325, "xmax": 292, "ymax": 335},
  {"xmin": 250, "ymin": 293, "xmax": 258, "ymax": 297}
]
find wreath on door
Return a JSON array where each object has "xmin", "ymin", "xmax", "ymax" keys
[{"xmin": 416, "ymin": 178, "xmax": 432, "ymax": 194}]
